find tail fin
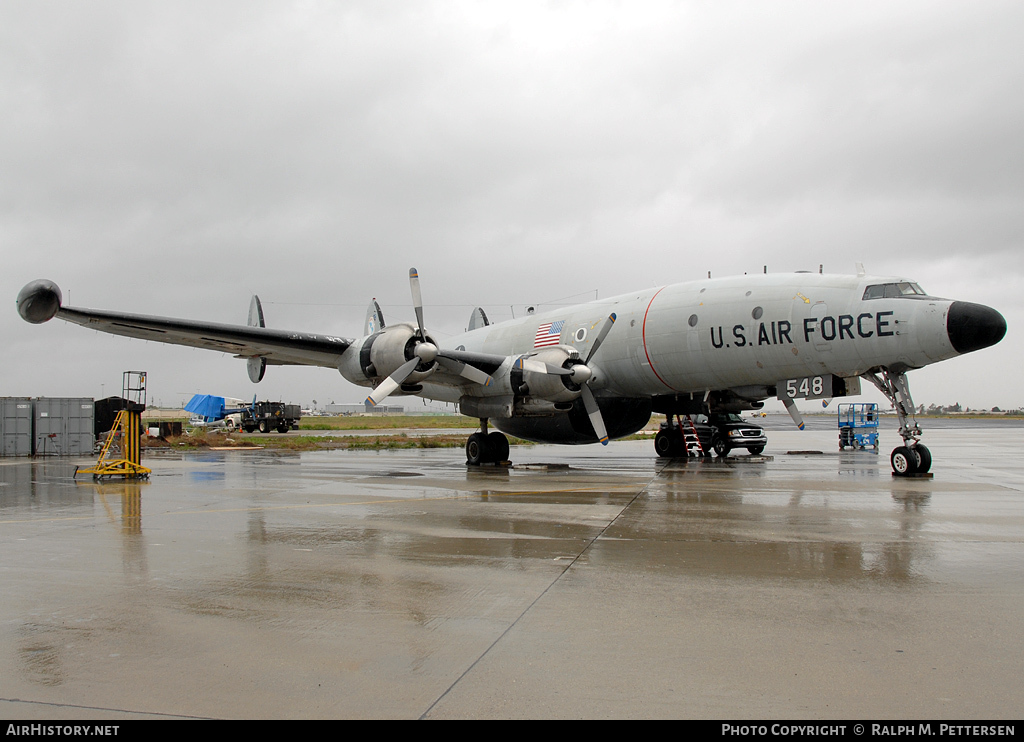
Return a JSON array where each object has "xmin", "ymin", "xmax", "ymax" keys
[
  {"xmin": 467, "ymin": 306, "xmax": 490, "ymax": 331},
  {"xmin": 247, "ymin": 295, "xmax": 267, "ymax": 382},
  {"xmin": 365, "ymin": 299, "xmax": 386, "ymax": 335}
]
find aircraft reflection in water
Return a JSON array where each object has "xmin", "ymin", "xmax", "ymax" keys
[{"xmin": 18, "ymin": 267, "xmax": 1005, "ymax": 475}]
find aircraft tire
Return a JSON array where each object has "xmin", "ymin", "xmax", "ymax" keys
[
  {"xmin": 487, "ymin": 432, "xmax": 509, "ymax": 463},
  {"xmin": 913, "ymin": 444, "xmax": 932, "ymax": 474},
  {"xmin": 654, "ymin": 430, "xmax": 675, "ymax": 458},
  {"xmin": 466, "ymin": 432, "xmax": 487, "ymax": 465},
  {"xmin": 891, "ymin": 446, "xmax": 919, "ymax": 476}
]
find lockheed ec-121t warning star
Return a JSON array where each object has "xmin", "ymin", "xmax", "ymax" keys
[{"xmin": 17, "ymin": 268, "xmax": 1005, "ymax": 475}]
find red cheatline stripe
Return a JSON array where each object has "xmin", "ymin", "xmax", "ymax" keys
[{"xmin": 641, "ymin": 287, "xmax": 676, "ymax": 391}]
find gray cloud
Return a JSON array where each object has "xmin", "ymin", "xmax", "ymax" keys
[{"xmin": 2, "ymin": 0, "xmax": 1020, "ymax": 410}]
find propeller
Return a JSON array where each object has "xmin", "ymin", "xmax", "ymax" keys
[
  {"xmin": 366, "ymin": 268, "xmax": 493, "ymax": 405},
  {"xmin": 518, "ymin": 312, "xmax": 616, "ymax": 444}
]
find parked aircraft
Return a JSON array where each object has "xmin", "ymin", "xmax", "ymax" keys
[{"xmin": 17, "ymin": 268, "xmax": 1005, "ymax": 475}]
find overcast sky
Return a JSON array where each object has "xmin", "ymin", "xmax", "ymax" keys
[{"xmin": 3, "ymin": 0, "xmax": 1021, "ymax": 412}]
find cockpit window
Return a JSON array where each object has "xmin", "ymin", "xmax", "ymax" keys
[{"xmin": 863, "ymin": 282, "xmax": 927, "ymax": 300}]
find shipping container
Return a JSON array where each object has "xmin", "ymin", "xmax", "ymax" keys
[
  {"xmin": 33, "ymin": 398, "xmax": 95, "ymax": 457},
  {"xmin": 0, "ymin": 398, "xmax": 33, "ymax": 457}
]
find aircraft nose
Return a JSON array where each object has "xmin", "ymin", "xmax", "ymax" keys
[{"xmin": 947, "ymin": 301, "xmax": 1006, "ymax": 354}]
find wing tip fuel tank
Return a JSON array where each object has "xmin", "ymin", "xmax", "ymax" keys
[{"xmin": 17, "ymin": 279, "xmax": 62, "ymax": 324}]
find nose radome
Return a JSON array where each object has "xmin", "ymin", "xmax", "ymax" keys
[{"xmin": 947, "ymin": 301, "xmax": 1007, "ymax": 354}]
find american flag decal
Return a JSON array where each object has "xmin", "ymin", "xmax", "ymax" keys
[{"xmin": 534, "ymin": 320, "xmax": 565, "ymax": 347}]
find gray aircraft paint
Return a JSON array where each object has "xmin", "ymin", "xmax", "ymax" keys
[
  {"xmin": 16, "ymin": 271, "xmax": 1004, "ymax": 450},
  {"xmin": 441, "ymin": 273, "xmax": 961, "ymax": 401}
]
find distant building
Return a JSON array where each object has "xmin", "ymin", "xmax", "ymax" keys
[{"xmin": 325, "ymin": 402, "xmax": 404, "ymax": 415}]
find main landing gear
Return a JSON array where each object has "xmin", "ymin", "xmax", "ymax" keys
[
  {"xmin": 466, "ymin": 418, "xmax": 510, "ymax": 466},
  {"xmin": 864, "ymin": 368, "xmax": 932, "ymax": 476},
  {"xmin": 654, "ymin": 415, "xmax": 711, "ymax": 459}
]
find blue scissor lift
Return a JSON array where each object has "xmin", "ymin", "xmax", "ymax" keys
[{"xmin": 838, "ymin": 403, "xmax": 879, "ymax": 450}]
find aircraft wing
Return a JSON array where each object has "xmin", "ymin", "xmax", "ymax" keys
[
  {"xmin": 17, "ymin": 280, "xmax": 352, "ymax": 368},
  {"xmin": 55, "ymin": 306, "xmax": 353, "ymax": 367}
]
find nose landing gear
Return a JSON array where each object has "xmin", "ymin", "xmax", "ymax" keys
[{"xmin": 864, "ymin": 368, "xmax": 932, "ymax": 476}]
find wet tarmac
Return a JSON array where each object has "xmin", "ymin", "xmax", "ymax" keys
[{"xmin": 1, "ymin": 423, "xmax": 1022, "ymax": 719}]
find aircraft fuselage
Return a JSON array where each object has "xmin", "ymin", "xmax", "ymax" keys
[{"xmin": 409, "ymin": 273, "xmax": 980, "ymax": 404}]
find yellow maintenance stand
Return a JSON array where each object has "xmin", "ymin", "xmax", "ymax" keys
[{"xmin": 77, "ymin": 371, "xmax": 151, "ymax": 480}]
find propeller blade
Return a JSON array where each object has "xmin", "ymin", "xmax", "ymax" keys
[
  {"xmin": 580, "ymin": 385, "xmax": 609, "ymax": 445},
  {"xmin": 782, "ymin": 397, "xmax": 806, "ymax": 430},
  {"xmin": 437, "ymin": 356, "xmax": 492, "ymax": 386},
  {"xmin": 409, "ymin": 267, "xmax": 425, "ymax": 338},
  {"xmin": 584, "ymin": 312, "xmax": 617, "ymax": 365},
  {"xmin": 365, "ymin": 357, "xmax": 419, "ymax": 406},
  {"xmin": 514, "ymin": 356, "xmax": 572, "ymax": 376}
]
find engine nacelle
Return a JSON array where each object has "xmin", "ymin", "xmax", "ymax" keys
[
  {"xmin": 492, "ymin": 397, "xmax": 653, "ymax": 444},
  {"xmin": 519, "ymin": 347, "xmax": 584, "ymax": 404},
  {"xmin": 360, "ymin": 323, "xmax": 438, "ymax": 384}
]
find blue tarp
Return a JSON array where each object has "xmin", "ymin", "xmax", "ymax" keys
[{"xmin": 184, "ymin": 394, "xmax": 226, "ymax": 420}]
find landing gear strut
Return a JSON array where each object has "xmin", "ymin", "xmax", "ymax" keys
[
  {"xmin": 466, "ymin": 418, "xmax": 510, "ymax": 465},
  {"xmin": 864, "ymin": 368, "xmax": 932, "ymax": 476}
]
